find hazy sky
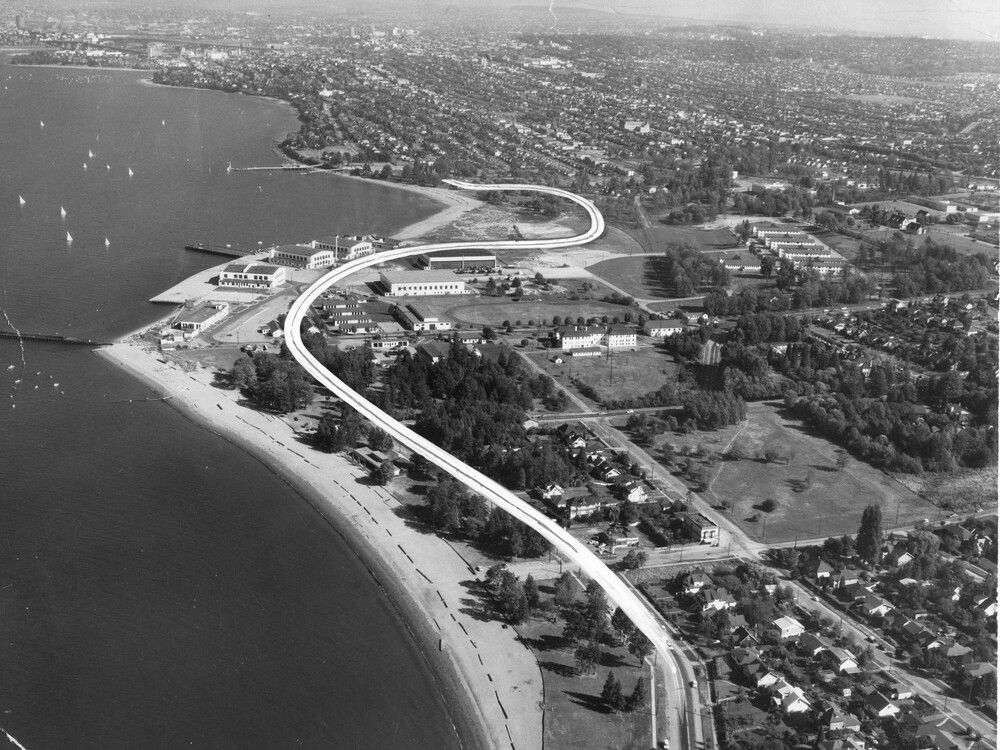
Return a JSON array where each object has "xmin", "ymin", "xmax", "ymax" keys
[{"xmin": 540, "ymin": 0, "xmax": 1000, "ymax": 41}]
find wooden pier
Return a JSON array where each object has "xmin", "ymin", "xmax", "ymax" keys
[{"xmin": 0, "ymin": 330, "xmax": 109, "ymax": 346}]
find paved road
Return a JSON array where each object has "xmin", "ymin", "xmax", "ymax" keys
[{"xmin": 284, "ymin": 180, "xmax": 699, "ymax": 750}]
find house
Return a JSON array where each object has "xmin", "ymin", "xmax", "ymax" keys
[
  {"xmin": 559, "ymin": 489, "xmax": 603, "ymax": 520},
  {"xmin": 865, "ymin": 691, "xmax": 899, "ymax": 718},
  {"xmin": 966, "ymin": 662, "xmax": 997, "ymax": 681},
  {"xmin": 974, "ymin": 597, "xmax": 997, "ymax": 618},
  {"xmin": 754, "ymin": 670, "xmax": 781, "ymax": 689},
  {"xmin": 798, "ymin": 632, "xmax": 831, "ymax": 657},
  {"xmin": 681, "ymin": 512, "xmax": 720, "ymax": 544},
  {"xmin": 682, "ymin": 569, "xmax": 711, "ymax": 595},
  {"xmin": 807, "ymin": 558, "xmax": 834, "ymax": 580},
  {"xmin": 837, "ymin": 569, "xmax": 863, "ymax": 588},
  {"xmin": 824, "ymin": 647, "xmax": 860, "ymax": 675},
  {"xmin": 416, "ymin": 340, "xmax": 453, "ymax": 364},
  {"xmin": 697, "ymin": 586, "xmax": 737, "ymax": 613},
  {"xmin": 820, "ymin": 706, "xmax": 862, "ymax": 735},
  {"xmin": 777, "ymin": 688, "xmax": 811, "ymax": 714},
  {"xmin": 889, "ymin": 684, "xmax": 914, "ymax": 701},
  {"xmin": 311, "ymin": 234, "xmax": 375, "ymax": 262},
  {"xmin": 731, "ymin": 646, "xmax": 761, "ymax": 668},
  {"xmin": 732, "ymin": 627, "xmax": 760, "ymax": 647},
  {"xmin": 855, "ymin": 595, "xmax": 894, "ymax": 620},
  {"xmin": 771, "ymin": 616, "xmax": 805, "ymax": 640},
  {"xmin": 614, "ymin": 479, "xmax": 648, "ymax": 504},
  {"xmin": 885, "ymin": 542, "xmax": 914, "ymax": 568},
  {"xmin": 540, "ymin": 483, "xmax": 564, "ymax": 501},
  {"xmin": 841, "ymin": 581, "xmax": 876, "ymax": 602},
  {"xmin": 643, "ymin": 319, "xmax": 685, "ymax": 338}
]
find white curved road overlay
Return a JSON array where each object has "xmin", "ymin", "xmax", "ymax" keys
[{"xmin": 285, "ymin": 180, "xmax": 701, "ymax": 750}]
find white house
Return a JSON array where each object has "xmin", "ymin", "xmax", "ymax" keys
[
  {"xmin": 380, "ymin": 270, "xmax": 466, "ymax": 297},
  {"xmin": 604, "ymin": 325, "xmax": 638, "ymax": 349},
  {"xmin": 771, "ymin": 616, "xmax": 805, "ymax": 640},
  {"xmin": 269, "ymin": 244, "xmax": 337, "ymax": 269},
  {"xmin": 218, "ymin": 262, "xmax": 287, "ymax": 289}
]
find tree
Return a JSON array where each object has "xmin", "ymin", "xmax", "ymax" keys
[
  {"xmin": 498, "ymin": 571, "xmax": 529, "ymax": 623},
  {"xmin": 229, "ymin": 355, "xmax": 257, "ymax": 391},
  {"xmin": 554, "ymin": 572, "xmax": 576, "ymax": 608},
  {"xmin": 835, "ymin": 450, "xmax": 849, "ymax": 470},
  {"xmin": 857, "ymin": 504, "xmax": 883, "ymax": 565},
  {"xmin": 611, "ymin": 608, "xmax": 636, "ymax": 645},
  {"xmin": 621, "ymin": 548, "xmax": 648, "ymax": 570},
  {"xmin": 602, "ymin": 671, "xmax": 625, "ymax": 710},
  {"xmin": 626, "ymin": 677, "xmax": 646, "ymax": 711},
  {"xmin": 523, "ymin": 574, "xmax": 540, "ymax": 611},
  {"xmin": 410, "ymin": 452, "xmax": 433, "ymax": 480},
  {"xmin": 628, "ymin": 630, "xmax": 654, "ymax": 666},
  {"xmin": 482, "ymin": 326, "xmax": 497, "ymax": 340},
  {"xmin": 371, "ymin": 460, "xmax": 396, "ymax": 485},
  {"xmin": 314, "ymin": 413, "xmax": 342, "ymax": 452},
  {"xmin": 574, "ymin": 642, "xmax": 601, "ymax": 676},
  {"xmin": 368, "ymin": 426, "xmax": 393, "ymax": 451}
]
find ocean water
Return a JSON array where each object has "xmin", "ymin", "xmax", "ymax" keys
[{"xmin": 0, "ymin": 61, "xmax": 462, "ymax": 749}]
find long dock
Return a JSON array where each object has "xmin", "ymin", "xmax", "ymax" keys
[
  {"xmin": 0, "ymin": 330, "xmax": 109, "ymax": 346},
  {"xmin": 230, "ymin": 165, "xmax": 311, "ymax": 172}
]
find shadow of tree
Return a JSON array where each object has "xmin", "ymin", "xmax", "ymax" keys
[
  {"xmin": 539, "ymin": 660, "xmax": 578, "ymax": 679},
  {"xmin": 564, "ymin": 690, "xmax": 612, "ymax": 714}
]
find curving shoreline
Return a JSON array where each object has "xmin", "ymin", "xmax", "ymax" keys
[{"xmin": 96, "ymin": 337, "xmax": 543, "ymax": 750}]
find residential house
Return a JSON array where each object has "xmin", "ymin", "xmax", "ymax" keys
[
  {"xmin": 885, "ymin": 542, "xmax": 914, "ymax": 568},
  {"xmin": 603, "ymin": 325, "xmax": 638, "ymax": 349},
  {"xmin": 771, "ymin": 616, "xmax": 805, "ymax": 640},
  {"xmin": 854, "ymin": 595, "xmax": 894, "ymax": 620},
  {"xmin": 798, "ymin": 632, "xmax": 831, "ymax": 657},
  {"xmin": 807, "ymin": 558, "xmax": 834, "ymax": 581},
  {"xmin": 865, "ymin": 691, "xmax": 899, "ymax": 718},
  {"xmin": 823, "ymin": 647, "xmax": 860, "ymax": 675},
  {"xmin": 697, "ymin": 586, "xmax": 737, "ymax": 613},
  {"xmin": 682, "ymin": 569, "xmax": 711, "ymax": 595}
]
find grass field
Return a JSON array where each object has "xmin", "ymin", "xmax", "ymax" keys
[
  {"xmin": 528, "ymin": 346, "xmax": 679, "ymax": 405},
  {"xmin": 516, "ymin": 580, "xmax": 653, "ymax": 750},
  {"xmin": 407, "ymin": 289, "xmax": 636, "ymax": 329},
  {"xmin": 698, "ymin": 403, "xmax": 936, "ymax": 543},
  {"xmin": 586, "ymin": 256, "xmax": 675, "ymax": 300},
  {"xmin": 640, "ymin": 224, "xmax": 738, "ymax": 253}
]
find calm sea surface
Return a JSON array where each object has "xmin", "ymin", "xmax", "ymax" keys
[{"xmin": 0, "ymin": 61, "xmax": 462, "ymax": 749}]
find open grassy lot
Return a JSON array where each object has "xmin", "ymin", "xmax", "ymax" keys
[
  {"xmin": 527, "ymin": 346, "xmax": 679, "ymax": 405},
  {"xmin": 811, "ymin": 229, "xmax": 866, "ymax": 262},
  {"xmin": 586, "ymin": 256, "xmax": 672, "ymax": 300},
  {"xmin": 516, "ymin": 581, "xmax": 653, "ymax": 750},
  {"xmin": 642, "ymin": 224, "xmax": 739, "ymax": 253},
  {"xmin": 699, "ymin": 402, "xmax": 936, "ymax": 543},
  {"xmin": 410, "ymin": 292, "xmax": 635, "ymax": 329}
]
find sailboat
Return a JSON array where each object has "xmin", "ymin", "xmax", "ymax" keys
[
  {"xmin": 17, "ymin": 195, "xmax": 25, "ymax": 206},
  {"xmin": 104, "ymin": 237, "xmax": 110, "ymax": 247},
  {"xmin": 161, "ymin": 119, "xmax": 166, "ymax": 126},
  {"xmin": 226, "ymin": 162, "xmax": 232, "ymax": 173},
  {"xmin": 127, "ymin": 168, "xmax": 134, "ymax": 177},
  {"xmin": 65, "ymin": 232, "xmax": 73, "ymax": 244},
  {"xmin": 83, "ymin": 163, "xmax": 88, "ymax": 170},
  {"xmin": 39, "ymin": 120, "xmax": 44, "ymax": 128},
  {"xmin": 88, "ymin": 149, "xmax": 94, "ymax": 158},
  {"xmin": 60, "ymin": 206, "xmax": 66, "ymax": 219},
  {"xmin": 105, "ymin": 164, "xmax": 110, "ymax": 170}
]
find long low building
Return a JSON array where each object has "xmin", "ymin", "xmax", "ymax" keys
[
  {"xmin": 173, "ymin": 301, "xmax": 229, "ymax": 332},
  {"xmin": 417, "ymin": 249, "xmax": 499, "ymax": 270},
  {"xmin": 379, "ymin": 269, "xmax": 466, "ymax": 297},
  {"xmin": 269, "ymin": 244, "xmax": 337, "ymax": 269},
  {"xmin": 218, "ymin": 262, "xmax": 287, "ymax": 289}
]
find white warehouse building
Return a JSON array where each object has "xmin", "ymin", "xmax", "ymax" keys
[{"xmin": 379, "ymin": 269, "xmax": 466, "ymax": 297}]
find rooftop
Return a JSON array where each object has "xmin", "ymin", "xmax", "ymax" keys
[{"xmin": 380, "ymin": 269, "xmax": 462, "ymax": 284}]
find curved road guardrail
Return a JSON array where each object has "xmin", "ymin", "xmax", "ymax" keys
[{"xmin": 284, "ymin": 180, "xmax": 698, "ymax": 750}]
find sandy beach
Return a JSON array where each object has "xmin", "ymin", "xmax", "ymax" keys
[{"xmin": 97, "ymin": 338, "xmax": 543, "ymax": 750}]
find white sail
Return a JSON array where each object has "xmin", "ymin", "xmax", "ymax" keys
[
  {"xmin": 60, "ymin": 206, "xmax": 66, "ymax": 219},
  {"xmin": 83, "ymin": 163, "xmax": 88, "ymax": 170},
  {"xmin": 39, "ymin": 120, "xmax": 44, "ymax": 127},
  {"xmin": 17, "ymin": 195, "xmax": 25, "ymax": 206},
  {"xmin": 88, "ymin": 149, "xmax": 94, "ymax": 158},
  {"xmin": 65, "ymin": 232, "xmax": 73, "ymax": 244},
  {"xmin": 106, "ymin": 164, "xmax": 110, "ymax": 170},
  {"xmin": 104, "ymin": 237, "xmax": 110, "ymax": 247},
  {"xmin": 227, "ymin": 162, "xmax": 232, "ymax": 173},
  {"xmin": 128, "ymin": 168, "xmax": 134, "ymax": 177}
]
